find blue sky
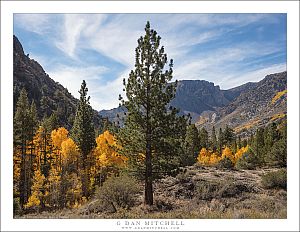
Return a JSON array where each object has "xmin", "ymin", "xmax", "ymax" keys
[{"xmin": 13, "ymin": 14, "xmax": 287, "ymax": 110}]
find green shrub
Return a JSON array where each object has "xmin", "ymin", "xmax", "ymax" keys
[
  {"xmin": 195, "ymin": 180, "xmax": 221, "ymax": 200},
  {"xmin": 267, "ymin": 139, "xmax": 287, "ymax": 167},
  {"xmin": 195, "ymin": 179, "xmax": 250, "ymax": 200},
  {"xmin": 155, "ymin": 197, "xmax": 173, "ymax": 211},
  {"xmin": 261, "ymin": 169, "xmax": 287, "ymax": 190},
  {"xmin": 95, "ymin": 174, "xmax": 140, "ymax": 210},
  {"xmin": 176, "ymin": 172, "xmax": 189, "ymax": 183},
  {"xmin": 216, "ymin": 157, "xmax": 234, "ymax": 169},
  {"xmin": 236, "ymin": 153, "xmax": 258, "ymax": 170}
]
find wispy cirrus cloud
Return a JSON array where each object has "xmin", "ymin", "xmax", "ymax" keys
[
  {"xmin": 47, "ymin": 64, "xmax": 109, "ymax": 98},
  {"xmin": 14, "ymin": 14, "xmax": 54, "ymax": 35},
  {"xmin": 14, "ymin": 13, "xmax": 286, "ymax": 110}
]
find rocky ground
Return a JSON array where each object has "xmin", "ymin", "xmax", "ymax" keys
[{"xmin": 18, "ymin": 165, "xmax": 287, "ymax": 219}]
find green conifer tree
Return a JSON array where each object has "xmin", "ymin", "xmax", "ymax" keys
[
  {"xmin": 253, "ymin": 127, "xmax": 265, "ymax": 165},
  {"xmin": 218, "ymin": 128, "xmax": 224, "ymax": 153},
  {"xmin": 14, "ymin": 89, "xmax": 30, "ymax": 207},
  {"xmin": 14, "ymin": 88, "xmax": 37, "ymax": 208},
  {"xmin": 199, "ymin": 127, "xmax": 209, "ymax": 149},
  {"xmin": 182, "ymin": 124, "xmax": 199, "ymax": 166},
  {"xmin": 119, "ymin": 21, "xmax": 187, "ymax": 205},
  {"xmin": 71, "ymin": 80, "xmax": 96, "ymax": 198},
  {"xmin": 211, "ymin": 126, "xmax": 217, "ymax": 151},
  {"xmin": 223, "ymin": 125, "xmax": 235, "ymax": 147}
]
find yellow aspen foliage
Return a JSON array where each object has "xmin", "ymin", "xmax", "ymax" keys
[
  {"xmin": 51, "ymin": 127, "xmax": 69, "ymax": 171},
  {"xmin": 13, "ymin": 149, "xmax": 21, "ymax": 195},
  {"xmin": 94, "ymin": 130, "xmax": 127, "ymax": 168},
  {"xmin": 234, "ymin": 145, "xmax": 249, "ymax": 162},
  {"xmin": 51, "ymin": 127, "xmax": 68, "ymax": 149},
  {"xmin": 210, "ymin": 152, "xmax": 221, "ymax": 164},
  {"xmin": 271, "ymin": 89, "xmax": 287, "ymax": 104},
  {"xmin": 33, "ymin": 126, "xmax": 52, "ymax": 171},
  {"xmin": 61, "ymin": 138, "xmax": 79, "ymax": 165},
  {"xmin": 221, "ymin": 146, "xmax": 235, "ymax": 164},
  {"xmin": 197, "ymin": 148, "xmax": 210, "ymax": 165},
  {"xmin": 198, "ymin": 146, "xmax": 249, "ymax": 167},
  {"xmin": 25, "ymin": 169, "xmax": 45, "ymax": 209},
  {"xmin": 197, "ymin": 148, "xmax": 222, "ymax": 165},
  {"xmin": 90, "ymin": 131, "xmax": 127, "ymax": 187}
]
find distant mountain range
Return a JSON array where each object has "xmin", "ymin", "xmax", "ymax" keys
[{"xmin": 100, "ymin": 72, "xmax": 286, "ymax": 136}]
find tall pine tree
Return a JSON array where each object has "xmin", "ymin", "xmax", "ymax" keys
[
  {"xmin": 182, "ymin": 124, "xmax": 199, "ymax": 166},
  {"xmin": 223, "ymin": 125, "xmax": 235, "ymax": 147},
  {"xmin": 14, "ymin": 88, "xmax": 37, "ymax": 208},
  {"xmin": 71, "ymin": 80, "xmax": 96, "ymax": 198},
  {"xmin": 119, "ymin": 21, "xmax": 187, "ymax": 205},
  {"xmin": 199, "ymin": 128, "xmax": 209, "ymax": 149},
  {"xmin": 211, "ymin": 126, "xmax": 217, "ymax": 151},
  {"xmin": 218, "ymin": 128, "xmax": 224, "ymax": 153}
]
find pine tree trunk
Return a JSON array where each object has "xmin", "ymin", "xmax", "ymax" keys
[
  {"xmin": 19, "ymin": 139, "xmax": 27, "ymax": 208},
  {"xmin": 144, "ymin": 135, "xmax": 153, "ymax": 205},
  {"xmin": 81, "ymin": 154, "xmax": 90, "ymax": 198}
]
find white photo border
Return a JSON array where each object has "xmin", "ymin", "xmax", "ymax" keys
[{"xmin": 1, "ymin": 1, "xmax": 299, "ymax": 231}]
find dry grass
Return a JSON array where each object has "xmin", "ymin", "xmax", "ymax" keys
[{"xmin": 16, "ymin": 166, "xmax": 286, "ymax": 219}]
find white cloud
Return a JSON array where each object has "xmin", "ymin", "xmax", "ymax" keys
[
  {"xmin": 173, "ymin": 41, "xmax": 285, "ymax": 84},
  {"xmin": 14, "ymin": 14, "xmax": 53, "ymax": 35},
  {"xmin": 220, "ymin": 63, "xmax": 287, "ymax": 89},
  {"xmin": 47, "ymin": 64, "xmax": 109, "ymax": 99},
  {"xmin": 90, "ymin": 69, "xmax": 129, "ymax": 110},
  {"xmin": 47, "ymin": 63, "xmax": 128, "ymax": 110},
  {"xmin": 55, "ymin": 14, "xmax": 107, "ymax": 59}
]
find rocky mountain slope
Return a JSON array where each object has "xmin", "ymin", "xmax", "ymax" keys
[
  {"xmin": 100, "ymin": 72, "xmax": 286, "ymax": 136},
  {"xmin": 197, "ymin": 72, "xmax": 287, "ymax": 137},
  {"xmin": 99, "ymin": 79, "xmax": 257, "ymax": 124},
  {"xmin": 13, "ymin": 35, "xmax": 102, "ymax": 129},
  {"xmin": 170, "ymin": 80, "xmax": 231, "ymax": 115}
]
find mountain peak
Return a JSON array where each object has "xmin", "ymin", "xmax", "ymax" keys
[{"xmin": 13, "ymin": 35, "xmax": 24, "ymax": 55}]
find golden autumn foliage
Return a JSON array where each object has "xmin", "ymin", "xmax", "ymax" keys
[
  {"xmin": 94, "ymin": 130, "xmax": 127, "ymax": 168},
  {"xmin": 25, "ymin": 169, "xmax": 46, "ymax": 209},
  {"xmin": 197, "ymin": 146, "xmax": 250, "ymax": 167},
  {"xmin": 235, "ymin": 145, "xmax": 249, "ymax": 161},
  {"xmin": 271, "ymin": 113, "xmax": 286, "ymax": 121},
  {"xmin": 221, "ymin": 146, "xmax": 235, "ymax": 164},
  {"xmin": 271, "ymin": 89, "xmax": 287, "ymax": 104},
  {"xmin": 61, "ymin": 138, "xmax": 79, "ymax": 165},
  {"xmin": 197, "ymin": 148, "xmax": 221, "ymax": 165},
  {"xmin": 51, "ymin": 127, "xmax": 68, "ymax": 149}
]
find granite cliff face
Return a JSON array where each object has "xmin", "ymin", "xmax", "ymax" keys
[
  {"xmin": 197, "ymin": 72, "xmax": 287, "ymax": 136},
  {"xmin": 170, "ymin": 80, "xmax": 230, "ymax": 115}
]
